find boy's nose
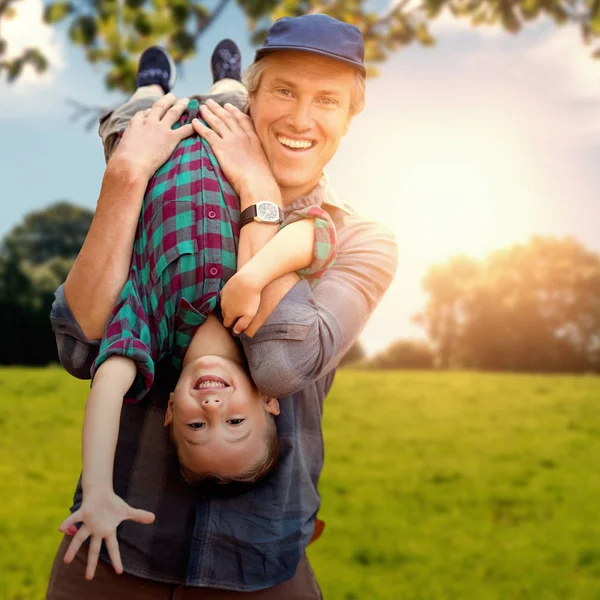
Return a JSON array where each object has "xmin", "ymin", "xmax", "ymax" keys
[{"xmin": 201, "ymin": 397, "xmax": 223, "ymax": 410}]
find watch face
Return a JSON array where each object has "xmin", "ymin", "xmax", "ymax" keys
[{"xmin": 257, "ymin": 202, "xmax": 280, "ymax": 222}]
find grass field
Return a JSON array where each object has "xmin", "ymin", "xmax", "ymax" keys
[{"xmin": 1, "ymin": 368, "xmax": 599, "ymax": 600}]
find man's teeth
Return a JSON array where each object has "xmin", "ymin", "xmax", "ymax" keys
[
  {"xmin": 196, "ymin": 381, "xmax": 227, "ymax": 389},
  {"xmin": 277, "ymin": 135, "xmax": 313, "ymax": 149}
]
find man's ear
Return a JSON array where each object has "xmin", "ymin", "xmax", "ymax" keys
[
  {"xmin": 164, "ymin": 392, "xmax": 175, "ymax": 427},
  {"xmin": 264, "ymin": 396, "xmax": 280, "ymax": 416}
]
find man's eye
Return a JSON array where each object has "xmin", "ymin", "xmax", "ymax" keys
[
  {"xmin": 188, "ymin": 422, "xmax": 206, "ymax": 429},
  {"xmin": 320, "ymin": 97, "xmax": 336, "ymax": 105},
  {"xmin": 278, "ymin": 88, "xmax": 293, "ymax": 97},
  {"xmin": 227, "ymin": 418, "xmax": 245, "ymax": 426}
]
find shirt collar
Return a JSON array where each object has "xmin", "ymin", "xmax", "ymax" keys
[{"xmin": 283, "ymin": 173, "xmax": 352, "ymax": 216}]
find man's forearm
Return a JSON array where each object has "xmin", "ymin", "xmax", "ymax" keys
[
  {"xmin": 236, "ymin": 177, "xmax": 282, "ymax": 269},
  {"xmin": 64, "ymin": 161, "xmax": 148, "ymax": 340}
]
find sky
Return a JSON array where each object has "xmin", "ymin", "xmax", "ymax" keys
[{"xmin": 1, "ymin": 1, "xmax": 600, "ymax": 354}]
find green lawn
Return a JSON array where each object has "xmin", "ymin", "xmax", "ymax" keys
[{"xmin": 1, "ymin": 368, "xmax": 599, "ymax": 599}]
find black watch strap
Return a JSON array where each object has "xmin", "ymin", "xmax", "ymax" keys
[{"xmin": 240, "ymin": 203, "xmax": 284, "ymax": 228}]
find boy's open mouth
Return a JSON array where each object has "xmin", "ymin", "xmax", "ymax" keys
[{"xmin": 193, "ymin": 376, "xmax": 230, "ymax": 390}]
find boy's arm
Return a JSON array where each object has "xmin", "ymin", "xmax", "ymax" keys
[{"xmin": 59, "ymin": 356, "xmax": 155, "ymax": 580}]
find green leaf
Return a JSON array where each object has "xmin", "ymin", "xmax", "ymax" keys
[
  {"xmin": 43, "ymin": 2, "xmax": 74, "ymax": 24},
  {"xmin": 68, "ymin": 16, "xmax": 98, "ymax": 46}
]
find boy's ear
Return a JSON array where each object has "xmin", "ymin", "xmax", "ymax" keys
[
  {"xmin": 164, "ymin": 392, "xmax": 174, "ymax": 427},
  {"xmin": 264, "ymin": 396, "xmax": 280, "ymax": 416}
]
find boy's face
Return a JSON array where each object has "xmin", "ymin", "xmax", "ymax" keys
[{"xmin": 164, "ymin": 355, "xmax": 280, "ymax": 480}]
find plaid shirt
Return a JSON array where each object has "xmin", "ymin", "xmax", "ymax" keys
[
  {"xmin": 51, "ymin": 164, "xmax": 398, "ymax": 591},
  {"xmin": 91, "ymin": 100, "xmax": 337, "ymax": 402}
]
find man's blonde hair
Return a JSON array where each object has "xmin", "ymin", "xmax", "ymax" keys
[{"xmin": 242, "ymin": 54, "xmax": 366, "ymax": 117}]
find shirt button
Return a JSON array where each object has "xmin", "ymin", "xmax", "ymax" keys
[
  {"xmin": 208, "ymin": 210, "xmax": 217, "ymax": 219},
  {"xmin": 209, "ymin": 267, "xmax": 218, "ymax": 277},
  {"xmin": 207, "ymin": 165, "xmax": 214, "ymax": 171}
]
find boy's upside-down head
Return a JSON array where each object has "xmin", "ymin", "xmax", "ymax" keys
[{"xmin": 164, "ymin": 354, "xmax": 280, "ymax": 485}]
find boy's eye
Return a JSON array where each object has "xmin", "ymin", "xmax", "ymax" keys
[
  {"xmin": 188, "ymin": 422, "xmax": 206, "ymax": 429},
  {"xmin": 227, "ymin": 418, "xmax": 245, "ymax": 426}
]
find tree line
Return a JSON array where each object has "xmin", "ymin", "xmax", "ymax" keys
[{"xmin": 2, "ymin": 203, "xmax": 599, "ymax": 373}]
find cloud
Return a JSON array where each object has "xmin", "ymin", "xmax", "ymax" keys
[{"xmin": 1, "ymin": 0, "xmax": 65, "ymax": 89}]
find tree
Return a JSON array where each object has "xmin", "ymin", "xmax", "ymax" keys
[
  {"xmin": 0, "ymin": 0, "xmax": 48, "ymax": 82},
  {"xmin": 2, "ymin": 201, "xmax": 94, "ymax": 264},
  {"xmin": 417, "ymin": 236, "xmax": 600, "ymax": 372},
  {"xmin": 365, "ymin": 339, "xmax": 434, "ymax": 369},
  {"xmin": 339, "ymin": 340, "xmax": 366, "ymax": 367},
  {"xmin": 3, "ymin": 0, "xmax": 600, "ymax": 87},
  {"xmin": 0, "ymin": 202, "xmax": 93, "ymax": 365}
]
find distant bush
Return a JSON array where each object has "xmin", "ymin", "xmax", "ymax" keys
[
  {"xmin": 364, "ymin": 339, "xmax": 434, "ymax": 369},
  {"xmin": 339, "ymin": 341, "xmax": 366, "ymax": 367}
]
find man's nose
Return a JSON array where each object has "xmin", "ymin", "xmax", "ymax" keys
[{"xmin": 288, "ymin": 101, "xmax": 313, "ymax": 132}]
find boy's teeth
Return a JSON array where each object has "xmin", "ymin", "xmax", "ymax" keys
[
  {"xmin": 277, "ymin": 135, "xmax": 313, "ymax": 149},
  {"xmin": 197, "ymin": 381, "xmax": 227, "ymax": 389}
]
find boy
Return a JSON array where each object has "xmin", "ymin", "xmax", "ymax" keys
[{"xmin": 58, "ymin": 42, "xmax": 336, "ymax": 579}]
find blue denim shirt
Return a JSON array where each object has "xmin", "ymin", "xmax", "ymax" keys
[{"xmin": 50, "ymin": 183, "xmax": 397, "ymax": 591}]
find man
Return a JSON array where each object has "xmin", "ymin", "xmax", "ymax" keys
[{"xmin": 46, "ymin": 14, "xmax": 397, "ymax": 599}]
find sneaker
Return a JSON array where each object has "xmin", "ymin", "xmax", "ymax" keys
[
  {"xmin": 210, "ymin": 39, "xmax": 242, "ymax": 84},
  {"xmin": 136, "ymin": 46, "xmax": 177, "ymax": 94}
]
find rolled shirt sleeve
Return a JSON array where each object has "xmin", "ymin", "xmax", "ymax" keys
[
  {"xmin": 281, "ymin": 205, "xmax": 338, "ymax": 286},
  {"xmin": 91, "ymin": 279, "xmax": 155, "ymax": 403},
  {"xmin": 240, "ymin": 211, "xmax": 398, "ymax": 399},
  {"xmin": 50, "ymin": 284, "xmax": 100, "ymax": 380}
]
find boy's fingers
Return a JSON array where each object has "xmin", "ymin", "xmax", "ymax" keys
[
  {"xmin": 106, "ymin": 535, "xmax": 123, "ymax": 574},
  {"xmin": 85, "ymin": 536, "xmax": 102, "ymax": 580},
  {"xmin": 63, "ymin": 524, "xmax": 89, "ymax": 564},
  {"xmin": 128, "ymin": 508, "xmax": 155, "ymax": 525},
  {"xmin": 192, "ymin": 119, "xmax": 219, "ymax": 147},
  {"xmin": 233, "ymin": 316, "xmax": 251, "ymax": 335},
  {"xmin": 59, "ymin": 511, "xmax": 80, "ymax": 534}
]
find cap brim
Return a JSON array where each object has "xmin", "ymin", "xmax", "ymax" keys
[{"xmin": 254, "ymin": 46, "xmax": 366, "ymax": 76}]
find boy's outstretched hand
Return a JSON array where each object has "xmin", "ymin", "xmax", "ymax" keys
[{"xmin": 59, "ymin": 489, "xmax": 155, "ymax": 580}]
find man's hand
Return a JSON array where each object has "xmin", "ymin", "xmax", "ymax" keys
[
  {"xmin": 109, "ymin": 94, "xmax": 194, "ymax": 181},
  {"xmin": 59, "ymin": 489, "xmax": 155, "ymax": 580},
  {"xmin": 221, "ymin": 270, "xmax": 263, "ymax": 335},
  {"xmin": 192, "ymin": 99, "xmax": 275, "ymax": 196}
]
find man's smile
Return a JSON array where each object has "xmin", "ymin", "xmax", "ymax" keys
[{"xmin": 276, "ymin": 134, "xmax": 315, "ymax": 151}]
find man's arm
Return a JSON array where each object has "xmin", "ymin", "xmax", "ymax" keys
[
  {"xmin": 64, "ymin": 163, "xmax": 147, "ymax": 341},
  {"xmin": 64, "ymin": 95, "xmax": 194, "ymax": 341},
  {"xmin": 240, "ymin": 214, "xmax": 398, "ymax": 398}
]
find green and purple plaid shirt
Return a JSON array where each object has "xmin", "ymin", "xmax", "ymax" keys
[{"xmin": 91, "ymin": 100, "xmax": 337, "ymax": 402}]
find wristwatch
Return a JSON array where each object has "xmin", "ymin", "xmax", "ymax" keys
[{"xmin": 240, "ymin": 202, "xmax": 284, "ymax": 228}]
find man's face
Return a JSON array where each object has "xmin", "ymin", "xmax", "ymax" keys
[
  {"xmin": 249, "ymin": 51, "xmax": 355, "ymax": 201},
  {"xmin": 165, "ymin": 355, "xmax": 280, "ymax": 480}
]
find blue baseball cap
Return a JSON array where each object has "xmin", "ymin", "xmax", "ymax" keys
[{"xmin": 254, "ymin": 14, "xmax": 366, "ymax": 76}]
